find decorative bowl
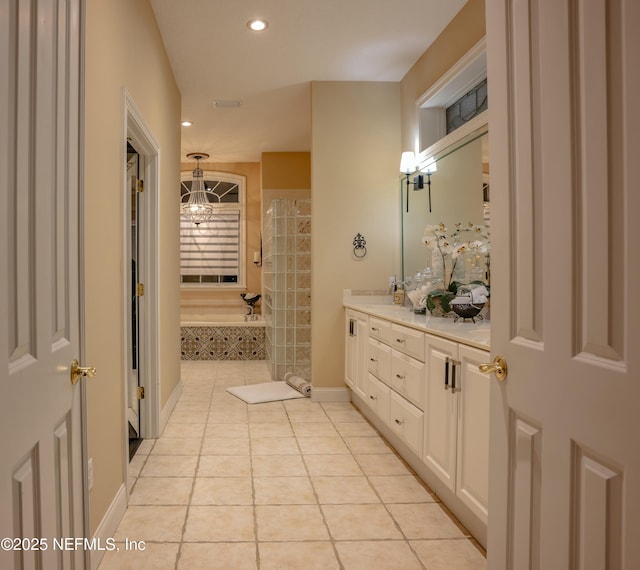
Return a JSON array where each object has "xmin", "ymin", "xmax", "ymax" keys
[{"xmin": 451, "ymin": 302, "xmax": 485, "ymax": 322}]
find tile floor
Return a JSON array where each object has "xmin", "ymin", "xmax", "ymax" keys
[{"xmin": 98, "ymin": 361, "xmax": 486, "ymax": 569}]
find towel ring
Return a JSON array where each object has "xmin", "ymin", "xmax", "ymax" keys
[{"xmin": 353, "ymin": 233, "xmax": 367, "ymax": 259}]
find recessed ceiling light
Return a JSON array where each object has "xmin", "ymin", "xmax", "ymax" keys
[
  {"xmin": 247, "ymin": 18, "xmax": 268, "ymax": 32},
  {"xmin": 181, "ymin": 120, "xmax": 192, "ymax": 127}
]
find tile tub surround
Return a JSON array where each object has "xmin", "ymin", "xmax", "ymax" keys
[
  {"xmin": 181, "ymin": 325, "xmax": 266, "ymax": 360},
  {"xmin": 101, "ymin": 360, "xmax": 486, "ymax": 570}
]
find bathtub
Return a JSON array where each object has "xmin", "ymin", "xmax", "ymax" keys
[
  {"xmin": 181, "ymin": 313, "xmax": 266, "ymax": 327},
  {"xmin": 181, "ymin": 312, "xmax": 266, "ymax": 361}
]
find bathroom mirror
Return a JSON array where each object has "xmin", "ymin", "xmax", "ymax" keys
[{"xmin": 401, "ymin": 123, "xmax": 489, "ymax": 282}]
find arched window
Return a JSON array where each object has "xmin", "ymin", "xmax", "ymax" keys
[{"xmin": 179, "ymin": 171, "xmax": 246, "ymax": 287}]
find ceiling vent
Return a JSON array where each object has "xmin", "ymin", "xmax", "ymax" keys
[{"xmin": 211, "ymin": 99, "xmax": 242, "ymax": 109}]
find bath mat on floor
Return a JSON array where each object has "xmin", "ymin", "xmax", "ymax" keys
[{"xmin": 226, "ymin": 381, "xmax": 306, "ymax": 404}]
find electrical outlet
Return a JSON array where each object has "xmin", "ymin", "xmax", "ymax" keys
[{"xmin": 88, "ymin": 458, "xmax": 94, "ymax": 491}]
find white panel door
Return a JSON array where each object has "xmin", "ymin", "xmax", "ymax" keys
[
  {"xmin": 0, "ymin": 1, "xmax": 87, "ymax": 569},
  {"xmin": 486, "ymin": 0, "xmax": 640, "ymax": 567}
]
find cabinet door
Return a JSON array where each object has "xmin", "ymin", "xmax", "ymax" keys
[
  {"xmin": 345, "ymin": 312, "xmax": 358, "ymax": 389},
  {"xmin": 391, "ymin": 323, "xmax": 425, "ymax": 361},
  {"xmin": 456, "ymin": 345, "xmax": 490, "ymax": 523},
  {"xmin": 390, "ymin": 391, "xmax": 424, "ymax": 457},
  {"xmin": 344, "ymin": 310, "xmax": 368, "ymax": 400},
  {"xmin": 367, "ymin": 373, "xmax": 390, "ymax": 426},
  {"xmin": 369, "ymin": 317, "xmax": 392, "ymax": 344},
  {"xmin": 391, "ymin": 349, "xmax": 425, "ymax": 410},
  {"xmin": 424, "ymin": 334, "xmax": 458, "ymax": 492},
  {"xmin": 354, "ymin": 313, "xmax": 369, "ymax": 400},
  {"xmin": 367, "ymin": 337, "xmax": 391, "ymax": 384}
]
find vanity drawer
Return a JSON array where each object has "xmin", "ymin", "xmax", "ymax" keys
[
  {"xmin": 367, "ymin": 338, "xmax": 391, "ymax": 383},
  {"xmin": 391, "ymin": 350, "xmax": 425, "ymax": 410},
  {"xmin": 389, "ymin": 392, "xmax": 424, "ymax": 457},
  {"xmin": 390, "ymin": 324, "xmax": 425, "ymax": 361},
  {"xmin": 366, "ymin": 373, "xmax": 390, "ymax": 425},
  {"xmin": 369, "ymin": 317, "xmax": 393, "ymax": 345}
]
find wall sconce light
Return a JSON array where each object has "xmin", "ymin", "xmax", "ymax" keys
[
  {"xmin": 253, "ymin": 237, "xmax": 263, "ymax": 267},
  {"xmin": 399, "ymin": 152, "xmax": 424, "ymax": 212},
  {"xmin": 399, "ymin": 152, "xmax": 437, "ymax": 213},
  {"xmin": 181, "ymin": 152, "xmax": 213, "ymax": 226},
  {"xmin": 423, "ymin": 157, "xmax": 437, "ymax": 213}
]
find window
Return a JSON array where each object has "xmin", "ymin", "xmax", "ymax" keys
[
  {"xmin": 180, "ymin": 171, "xmax": 246, "ymax": 287},
  {"xmin": 445, "ymin": 77, "xmax": 487, "ymax": 134},
  {"xmin": 417, "ymin": 40, "xmax": 487, "ymax": 153}
]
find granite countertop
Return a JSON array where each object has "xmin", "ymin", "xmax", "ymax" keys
[{"xmin": 343, "ymin": 291, "xmax": 491, "ymax": 351}]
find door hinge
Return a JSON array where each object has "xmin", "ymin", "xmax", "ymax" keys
[
  {"xmin": 137, "ymin": 179, "xmax": 144, "ymax": 193},
  {"xmin": 137, "ymin": 386, "xmax": 145, "ymax": 400},
  {"xmin": 137, "ymin": 283, "xmax": 145, "ymax": 297}
]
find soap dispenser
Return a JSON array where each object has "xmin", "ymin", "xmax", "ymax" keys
[{"xmin": 393, "ymin": 282, "xmax": 405, "ymax": 306}]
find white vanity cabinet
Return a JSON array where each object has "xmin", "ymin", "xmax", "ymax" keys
[
  {"xmin": 387, "ymin": 324, "xmax": 425, "ymax": 457},
  {"xmin": 344, "ymin": 303, "xmax": 491, "ymax": 546},
  {"xmin": 365, "ymin": 319, "xmax": 425, "ymax": 458},
  {"xmin": 424, "ymin": 334, "xmax": 490, "ymax": 524},
  {"xmin": 345, "ymin": 309, "xmax": 369, "ymax": 401}
]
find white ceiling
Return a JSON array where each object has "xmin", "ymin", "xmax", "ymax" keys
[{"xmin": 149, "ymin": 0, "xmax": 467, "ymax": 163}]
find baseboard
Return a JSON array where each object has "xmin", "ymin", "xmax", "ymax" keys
[
  {"xmin": 310, "ymin": 386, "xmax": 351, "ymax": 403},
  {"xmin": 160, "ymin": 379, "xmax": 183, "ymax": 433},
  {"xmin": 90, "ymin": 483, "xmax": 127, "ymax": 570}
]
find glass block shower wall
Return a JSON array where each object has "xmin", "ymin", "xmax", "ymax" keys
[{"xmin": 263, "ymin": 199, "xmax": 311, "ymax": 381}]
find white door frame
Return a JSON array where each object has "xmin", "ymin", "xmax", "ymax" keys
[
  {"xmin": 78, "ymin": 0, "xmax": 91, "ymax": 562},
  {"xmin": 123, "ymin": 91, "xmax": 160, "ymax": 462}
]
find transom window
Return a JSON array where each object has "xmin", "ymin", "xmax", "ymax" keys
[{"xmin": 179, "ymin": 171, "xmax": 246, "ymax": 287}]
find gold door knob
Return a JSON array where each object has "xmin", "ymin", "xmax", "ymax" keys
[
  {"xmin": 478, "ymin": 355, "xmax": 508, "ymax": 381},
  {"xmin": 70, "ymin": 359, "xmax": 97, "ymax": 385}
]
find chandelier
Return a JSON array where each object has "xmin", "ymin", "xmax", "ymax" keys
[{"xmin": 181, "ymin": 152, "xmax": 213, "ymax": 226}]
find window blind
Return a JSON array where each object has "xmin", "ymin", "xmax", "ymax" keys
[{"xmin": 180, "ymin": 210, "xmax": 240, "ymax": 280}]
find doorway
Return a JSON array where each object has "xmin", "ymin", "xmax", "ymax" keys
[
  {"xmin": 126, "ymin": 141, "xmax": 144, "ymax": 459},
  {"xmin": 124, "ymin": 90, "xmax": 162, "ymax": 466}
]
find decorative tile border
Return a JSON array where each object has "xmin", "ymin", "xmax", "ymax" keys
[
  {"xmin": 181, "ymin": 326, "xmax": 266, "ymax": 360},
  {"xmin": 350, "ymin": 289, "xmax": 390, "ymax": 296}
]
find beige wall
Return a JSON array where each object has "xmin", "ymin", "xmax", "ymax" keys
[
  {"xmin": 400, "ymin": 0, "xmax": 486, "ymax": 153},
  {"xmin": 311, "ymin": 82, "xmax": 401, "ymax": 390},
  {"xmin": 261, "ymin": 152, "xmax": 311, "ymax": 220},
  {"xmin": 309, "ymin": 4, "xmax": 486, "ymax": 394},
  {"xmin": 262, "ymin": 152, "xmax": 311, "ymax": 189},
  {"xmin": 179, "ymin": 161, "xmax": 262, "ymax": 314},
  {"xmin": 84, "ymin": 0, "xmax": 181, "ymax": 534}
]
